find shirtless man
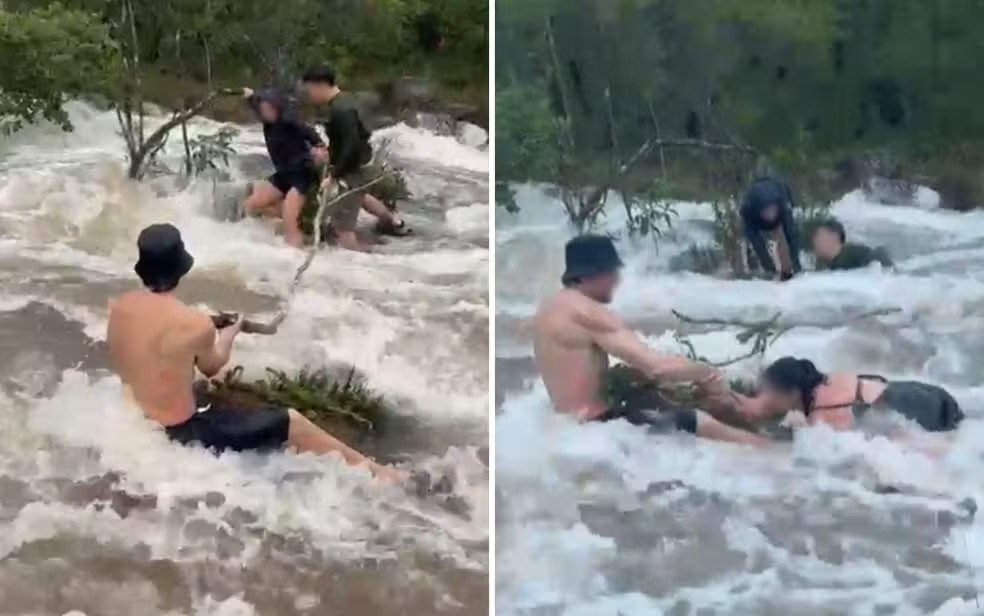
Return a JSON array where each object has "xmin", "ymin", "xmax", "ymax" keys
[
  {"xmin": 532, "ymin": 234, "xmax": 767, "ymax": 445},
  {"xmin": 107, "ymin": 223, "xmax": 399, "ymax": 480}
]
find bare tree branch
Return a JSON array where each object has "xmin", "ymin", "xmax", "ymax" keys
[{"xmin": 671, "ymin": 307, "xmax": 903, "ymax": 368}]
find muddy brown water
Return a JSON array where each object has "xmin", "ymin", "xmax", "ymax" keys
[{"xmin": 0, "ymin": 110, "xmax": 488, "ymax": 615}]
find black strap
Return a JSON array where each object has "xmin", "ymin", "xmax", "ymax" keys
[{"xmin": 809, "ymin": 375, "xmax": 885, "ymax": 412}]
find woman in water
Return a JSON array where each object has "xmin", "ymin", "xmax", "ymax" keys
[{"xmin": 735, "ymin": 357, "xmax": 964, "ymax": 433}]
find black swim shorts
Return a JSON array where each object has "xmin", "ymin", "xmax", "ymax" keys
[
  {"xmin": 596, "ymin": 405, "xmax": 698, "ymax": 435},
  {"xmin": 166, "ymin": 404, "xmax": 290, "ymax": 453},
  {"xmin": 268, "ymin": 168, "xmax": 318, "ymax": 197}
]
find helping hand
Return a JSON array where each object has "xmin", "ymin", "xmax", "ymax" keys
[
  {"xmin": 217, "ymin": 313, "xmax": 244, "ymax": 342},
  {"xmin": 320, "ymin": 175, "xmax": 333, "ymax": 190},
  {"xmin": 372, "ymin": 462, "xmax": 407, "ymax": 484}
]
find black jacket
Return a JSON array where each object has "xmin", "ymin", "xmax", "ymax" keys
[
  {"xmin": 740, "ymin": 176, "xmax": 802, "ymax": 274},
  {"xmin": 247, "ymin": 90, "xmax": 324, "ymax": 173},
  {"xmin": 320, "ymin": 92, "xmax": 372, "ymax": 177}
]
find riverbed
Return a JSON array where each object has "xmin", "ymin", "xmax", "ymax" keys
[{"xmin": 0, "ymin": 102, "xmax": 489, "ymax": 615}]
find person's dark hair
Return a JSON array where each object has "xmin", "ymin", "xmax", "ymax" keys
[
  {"xmin": 762, "ymin": 356, "xmax": 828, "ymax": 414},
  {"xmin": 300, "ymin": 66, "xmax": 337, "ymax": 86},
  {"xmin": 141, "ymin": 275, "xmax": 180, "ymax": 294},
  {"xmin": 816, "ymin": 217, "xmax": 846, "ymax": 243}
]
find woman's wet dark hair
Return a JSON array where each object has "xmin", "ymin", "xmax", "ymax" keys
[{"xmin": 762, "ymin": 356, "xmax": 828, "ymax": 414}]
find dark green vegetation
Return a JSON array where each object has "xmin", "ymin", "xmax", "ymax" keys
[
  {"xmin": 497, "ymin": 0, "xmax": 984, "ymax": 238},
  {"xmin": 200, "ymin": 365, "xmax": 389, "ymax": 442},
  {"xmin": 1, "ymin": 0, "xmax": 488, "ymax": 175}
]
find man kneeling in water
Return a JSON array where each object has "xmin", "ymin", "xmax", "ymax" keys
[
  {"xmin": 812, "ymin": 218, "xmax": 893, "ymax": 272},
  {"xmin": 735, "ymin": 356, "xmax": 964, "ymax": 432},
  {"xmin": 107, "ymin": 223, "xmax": 400, "ymax": 480},
  {"xmin": 532, "ymin": 235, "xmax": 768, "ymax": 446}
]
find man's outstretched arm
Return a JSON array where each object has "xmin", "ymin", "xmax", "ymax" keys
[{"xmin": 581, "ymin": 306, "xmax": 720, "ymax": 386}]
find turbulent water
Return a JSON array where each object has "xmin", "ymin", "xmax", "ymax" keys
[
  {"xmin": 0, "ymin": 102, "xmax": 488, "ymax": 615},
  {"xmin": 496, "ymin": 184, "xmax": 984, "ymax": 615}
]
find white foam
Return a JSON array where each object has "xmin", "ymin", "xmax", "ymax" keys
[
  {"xmin": 496, "ymin": 182, "xmax": 984, "ymax": 613},
  {"xmin": 0, "ymin": 99, "xmax": 489, "ymax": 597},
  {"xmin": 375, "ymin": 123, "xmax": 488, "ymax": 173}
]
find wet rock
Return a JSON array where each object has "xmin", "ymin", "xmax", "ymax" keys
[
  {"xmin": 0, "ymin": 476, "xmax": 36, "ymax": 512},
  {"xmin": 204, "ymin": 491, "xmax": 226, "ymax": 509},
  {"xmin": 383, "ymin": 77, "xmax": 438, "ymax": 108},
  {"xmin": 350, "ymin": 89, "xmax": 383, "ymax": 113}
]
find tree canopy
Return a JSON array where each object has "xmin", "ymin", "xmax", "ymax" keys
[
  {"xmin": 1, "ymin": 0, "xmax": 487, "ymax": 133},
  {"xmin": 497, "ymin": 0, "xmax": 984, "ymax": 208},
  {"xmin": 0, "ymin": 4, "xmax": 117, "ymax": 132}
]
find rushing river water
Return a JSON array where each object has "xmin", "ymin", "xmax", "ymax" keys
[
  {"xmin": 0, "ymin": 102, "xmax": 489, "ymax": 615},
  {"xmin": 496, "ymin": 184, "xmax": 984, "ymax": 615}
]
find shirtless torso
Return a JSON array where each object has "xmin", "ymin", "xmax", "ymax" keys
[
  {"xmin": 533, "ymin": 289, "xmax": 611, "ymax": 418},
  {"xmin": 107, "ymin": 290, "xmax": 219, "ymax": 426},
  {"xmin": 532, "ymin": 288, "xmax": 726, "ymax": 420}
]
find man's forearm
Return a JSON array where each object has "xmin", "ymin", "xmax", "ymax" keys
[
  {"xmin": 746, "ymin": 228, "xmax": 776, "ymax": 273},
  {"xmin": 779, "ymin": 205, "xmax": 802, "ymax": 272},
  {"xmin": 643, "ymin": 353, "xmax": 717, "ymax": 383}
]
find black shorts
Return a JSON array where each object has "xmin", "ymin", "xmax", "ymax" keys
[
  {"xmin": 166, "ymin": 404, "xmax": 290, "ymax": 453},
  {"xmin": 268, "ymin": 168, "xmax": 318, "ymax": 197},
  {"xmin": 596, "ymin": 405, "xmax": 698, "ymax": 435}
]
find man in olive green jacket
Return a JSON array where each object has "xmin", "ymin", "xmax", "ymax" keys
[{"xmin": 812, "ymin": 218, "xmax": 893, "ymax": 271}]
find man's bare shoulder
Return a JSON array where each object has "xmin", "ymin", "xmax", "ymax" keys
[
  {"xmin": 566, "ymin": 293, "xmax": 621, "ymax": 334},
  {"xmin": 110, "ymin": 291, "xmax": 209, "ymax": 331}
]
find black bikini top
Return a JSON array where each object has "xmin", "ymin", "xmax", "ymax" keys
[{"xmin": 807, "ymin": 374, "xmax": 887, "ymax": 417}]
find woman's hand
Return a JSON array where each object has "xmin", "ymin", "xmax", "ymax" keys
[{"xmin": 371, "ymin": 462, "xmax": 407, "ymax": 484}]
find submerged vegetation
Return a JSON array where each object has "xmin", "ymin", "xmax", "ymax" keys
[{"xmin": 201, "ymin": 365, "xmax": 389, "ymax": 437}]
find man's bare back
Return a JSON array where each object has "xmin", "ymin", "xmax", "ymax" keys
[
  {"xmin": 532, "ymin": 235, "xmax": 769, "ymax": 446},
  {"xmin": 533, "ymin": 289, "xmax": 611, "ymax": 418},
  {"xmin": 107, "ymin": 290, "xmax": 213, "ymax": 426}
]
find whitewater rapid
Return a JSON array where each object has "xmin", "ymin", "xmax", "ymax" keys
[
  {"xmin": 496, "ymin": 184, "xmax": 984, "ymax": 615},
  {"xmin": 0, "ymin": 102, "xmax": 488, "ymax": 615}
]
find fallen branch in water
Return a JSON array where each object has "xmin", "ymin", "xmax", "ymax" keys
[
  {"xmin": 209, "ymin": 169, "xmax": 395, "ymax": 336},
  {"xmin": 670, "ymin": 306, "xmax": 903, "ymax": 368},
  {"xmin": 198, "ymin": 365, "xmax": 388, "ymax": 435}
]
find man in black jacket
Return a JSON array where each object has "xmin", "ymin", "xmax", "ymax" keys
[
  {"xmin": 240, "ymin": 88, "xmax": 328, "ymax": 248},
  {"xmin": 300, "ymin": 67, "xmax": 408, "ymax": 252},
  {"xmin": 740, "ymin": 176, "xmax": 802, "ymax": 280}
]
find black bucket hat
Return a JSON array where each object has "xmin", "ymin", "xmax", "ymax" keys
[
  {"xmin": 134, "ymin": 223, "xmax": 194, "ymax": 292},
  {"xmin": 562, "ymin": 234, "xmax": 623, "ymax": 285}
]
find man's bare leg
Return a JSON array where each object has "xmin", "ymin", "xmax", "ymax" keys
[
  {"xmin": 244, "ymin": 181, "xmax": 284, "ymax": 217},
  {"xmin": 361, "ymin": 194, "xmax": 401, "ymax": 225},
  {"xmin": 334, "ymin": 229, "xmax": 370, "ymax": 252},
  {"xmin": 286, "ymin": 409, "xmax": 400, "ymax": 480},
  {"xmin": 281, "ymin": 188, "xmax": 306, "ymax": 248},
  {"xmin": 695, "ymin": 410, "xmax": 770, "ymax": 446}
]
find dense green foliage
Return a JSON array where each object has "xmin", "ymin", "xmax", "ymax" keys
[
  {"xmin": 204, "ymin": 365, "xmax": 388, "ymax": 434},
  {"xmin": 497, "ymin": 0, "xmax": 984, "ymax": 210},
  {"xmin": 2, "ymin": 0, "xmax": 487, "ymax": 131},
  {"xmin": 0, "ymin": 4, "xmax": 117, "ymax": 132}
]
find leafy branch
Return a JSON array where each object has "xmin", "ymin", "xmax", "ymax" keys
[{"xmin": 670, "ymin": 307, "xmax": 903, "ymax": 367}]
